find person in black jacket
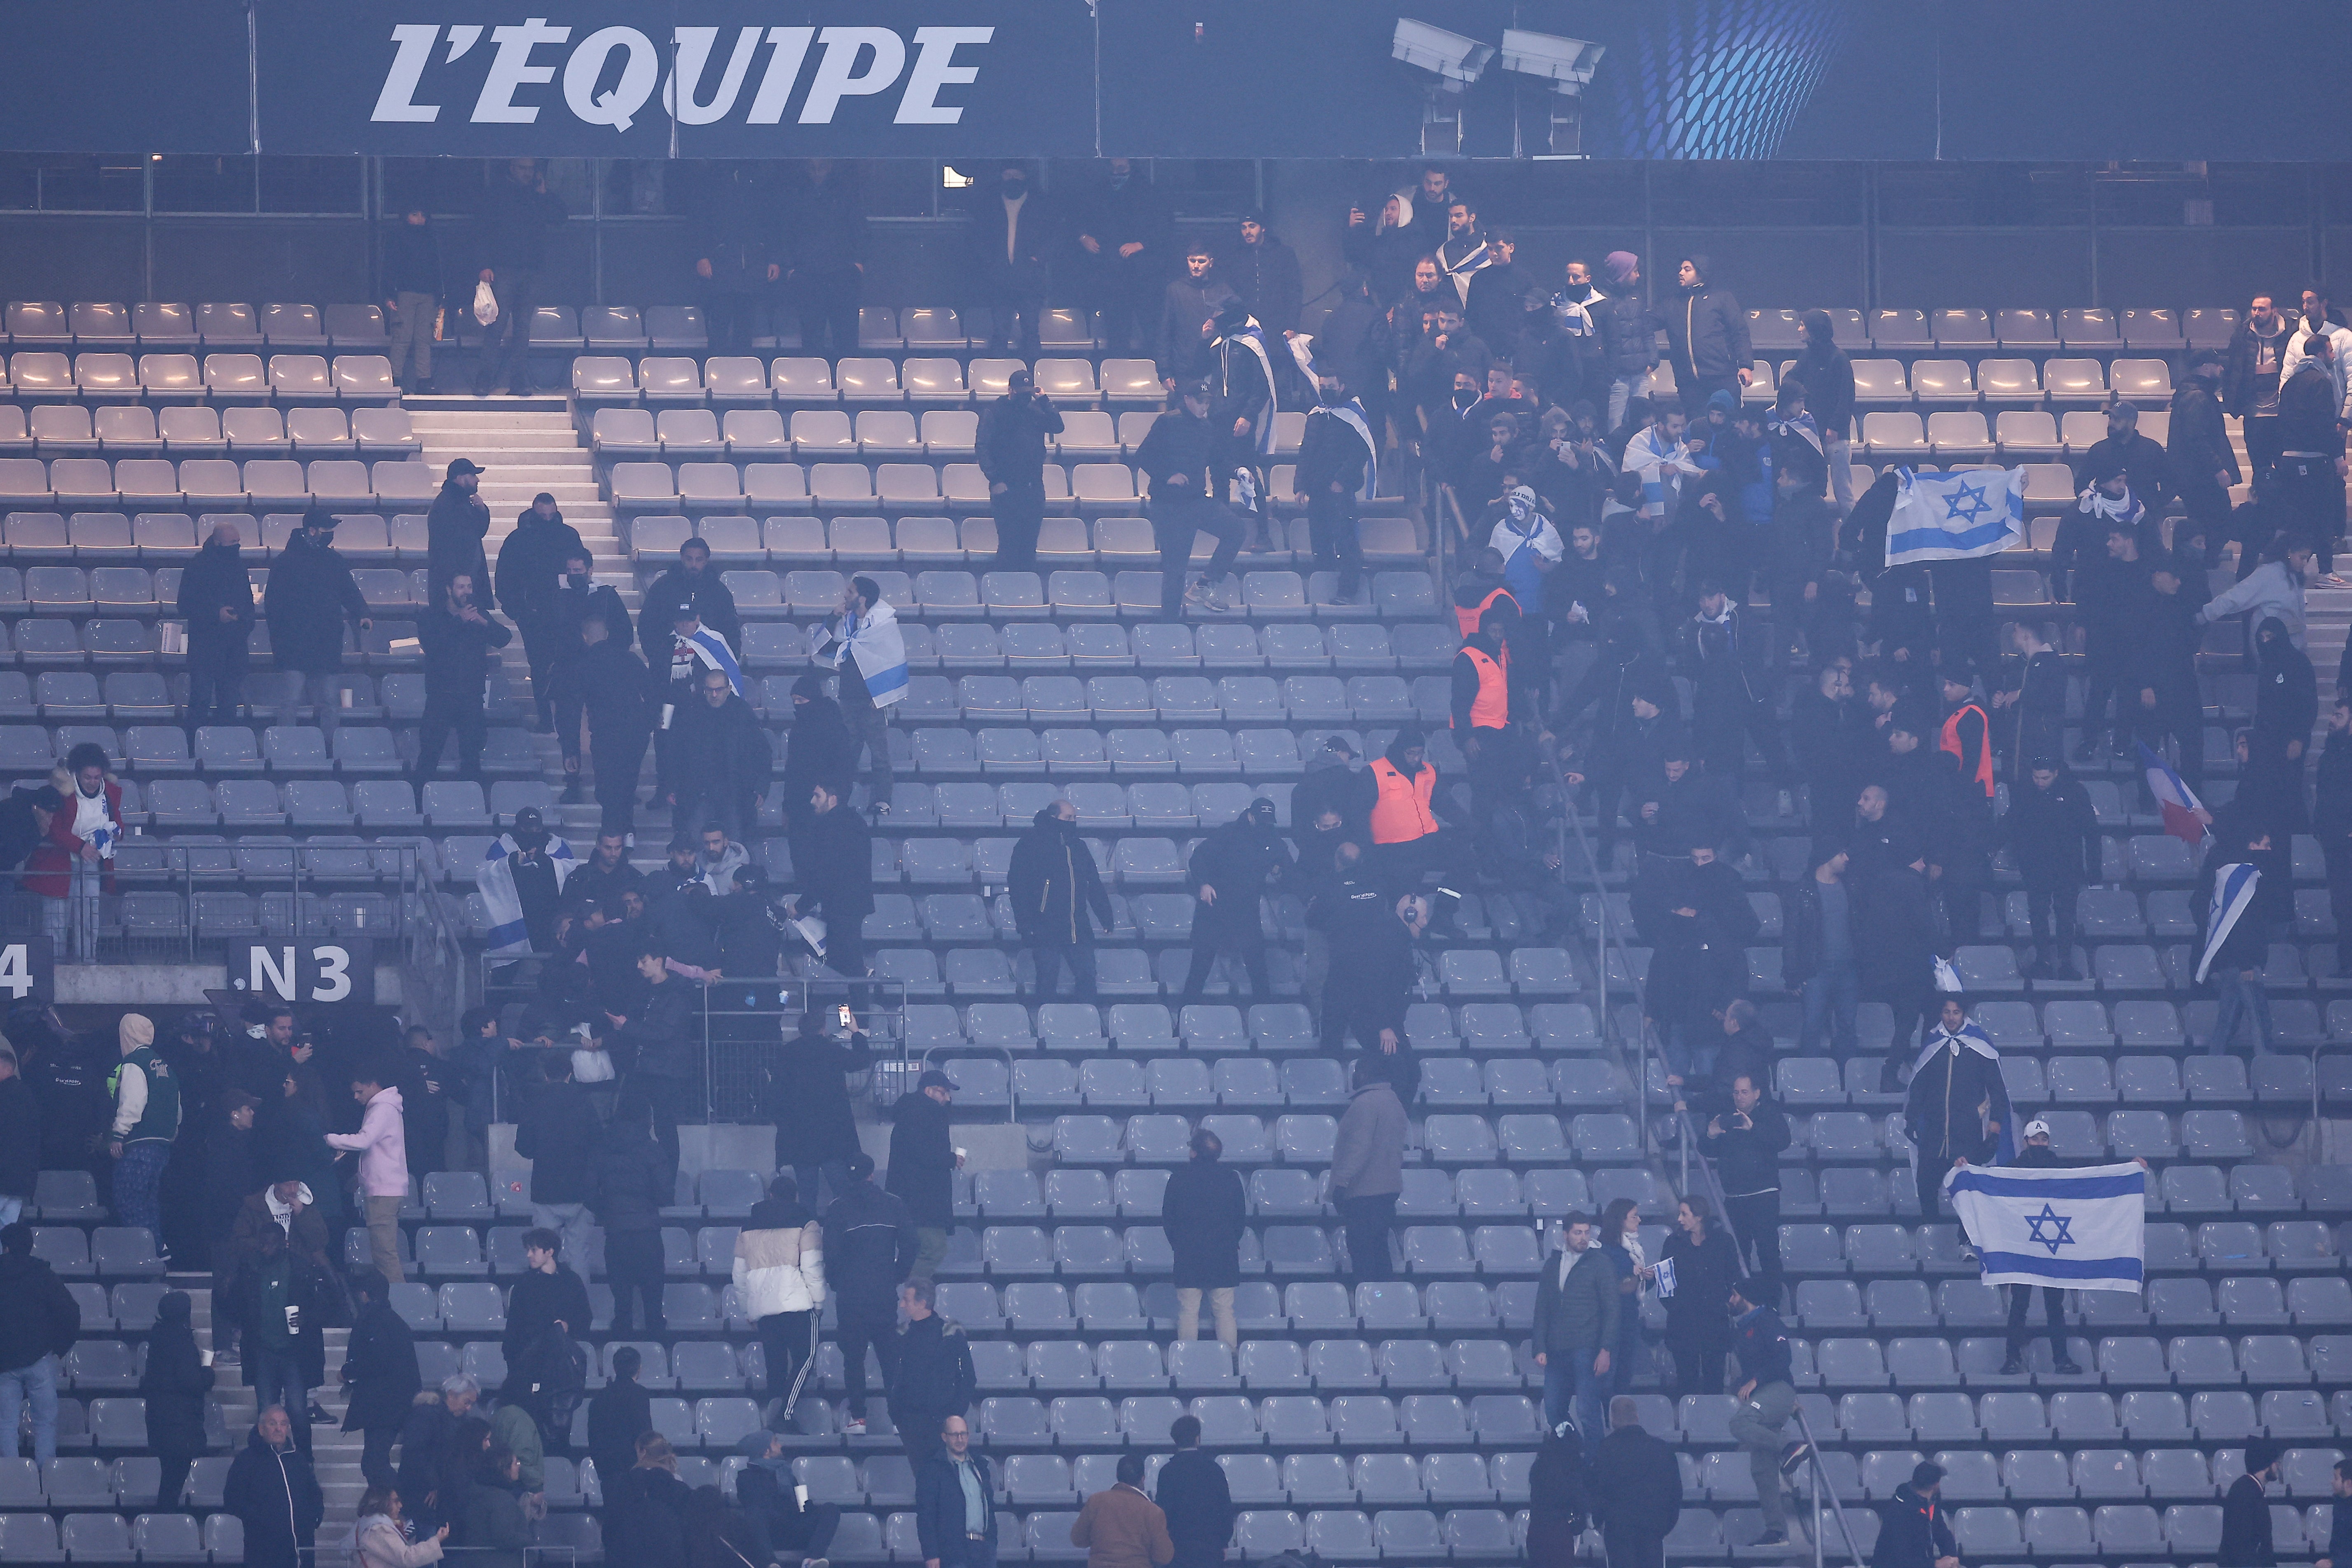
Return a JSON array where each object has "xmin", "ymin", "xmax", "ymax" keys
[
  {"xmin": 639, "ymin": 540, "xmax": 743, "ymax": 659},
  {"xmin": 1786, "ymin": 842, "xmax": 1862, "ymax": 1060},
  {"xmin": 262, "ymin": 513, "xmax": 371, "ymax": 740},
  {"xmin": 1655, "ymin": 1196, "xmax": 1737, "ymax": 1399},
  {"xmin": 0, "ymin": 1046, "xmax": 38, "ymax": 1231},
  {"xmin": 515, "ymin": 1054, "xmax": 600, "ymax": 1264},
  {"xmin": 1996, "ymin": 1120, "xmax": 2107, "ymax": 1375},
  {"xmin": 762, "ymin": 1010, "xmax": 871, "ymax": 1213},
  {"xmin": 1704, "ymin": 1074, "xmax": 1791, "ymax": 1307},
  {"xmin": 1298, "ymin": 371, "xmax": 1378, "ymax": 602},
  {"xmin": 914, "ymin": 1417, "xmax": 997, "ymax": 1568},
  {"xmin": 781, "ymin": 158, "xmax": 865, "ymax": 356},
  {"xmin": 140, "ymin": 1290, "xmax": 213, "ymax": 1507},
  {"xmin": 1158, "ymin": 243, "xmax": 1241, "ymax": 385},
  {"xmin": 1857, "ymin": 845, "xmax": 1940, "ymax": 1092},
  {"xmin": 562, "ymin": 611, "xmax": 656, "ymax": 833},
  {"xmin": 223, "ymin": 1406, "xmax": 323, "ymax": 1568},
  {"xmin": 892, "ymin": 1278, "xmax": 977, "ymax": 1470},
  {"xmin": 1163, "ymin": 1128, "xmax": 1246, "ymax": 1351},
  {"xmin": 969, "ymin": 161, "xmax": 1053, "ymax": 355},
  {"xmin": 339, "ymin": 1268, "xmax": 419, "ymax": 1491},
  {"xmin": 473, "ymin": 158, "xmax": 566, "ymax": 396},
  {"xmin": 2219, "ymin": 1440, "xmax": 2283, "ymax": 1568},
  {"xmin": 688, "ymin": 160, "xmax": 780, "ymax": 354},
  {"xmin": 1903, "ymin": 999, "xmax": 2005, "ymax": 1220},
  {"xmin": 383, "ymin": 204, "xmax": 443, "ymax": 392},
  {"xmin": 2171, "ymin": 351, "xmax": 2241, "ymax": 558},
  {"xmin": 670, "ymin": 664, "xmax": 771, "ymax": 849},
  {"xmin": 607, "ymin": 1435, "xmax": 693, "ymax": 1568},
  {"xmin": 0, "ymin": 1220, "xmax": 79, "ymax": 1465},
  {"xmin": 793, "ymin": 779, "xmax": 874, "ymax": 983},
  {"xmin": 426, "ymin": 458, "xmax": 491, "ymax": 601},
  {"xmin": 2317, "ymin": 698, "xmax": 2352, "ymax": 975},
  {"xmin": 1791, "ymin": 309, "xmax": 1856, "ymax": 511},
  {"xmin": 1310, "ymin": 850, "xmax": 1423, "ymax": 1086},
  {"xmin": 413, "ymin": 571, "xmax": 513, "ymax": 784},
  {"xmin": 1182, "ymin": 801, "xmax": 1294, "ymax": 998},
  {"xmin": 1071, "ymin": 158, "xmax": 1172, "ymax": 354},
  {"xmin": 1662, "ymin": 253, "xmax": 1752, "ymax": 418},
  {"xmin": 585, "ymin": 1348, "xmax": 651, "ymax": 1521},
  {"xmin": 1871, "ymin": 1462, "xmax": 1957, "ymax": 1568},
  {"xmin": 2001, "ymin": 761, "xmax": 2099, "ymax": 980},
  {"xmin": 1634, "ymin": 843, "xmax": 1760, "ymax": 1079},
  {"xmin": 2199, "ymin": 825, "xmax": 2285, "ymax": 1058},
  {"xmin": 1136, "ymin": 381, "xmax": 1247, "ymax": 618},
  {"xmin": 608, "ymin": 948, "xmax": 696, "ymax": 1188},
  {"xmin": 1009, "ymin": 802, "xmax": 1114, "ymax": 999},
  {"xmin": 2246, "ymin": 616, "xmax": 2316, "ymax": 835},
  {"xmin": 179, "ymin": 520, "xmax": 254, "ymax": 727},
  {"xmin": 780, "ymin": 673, "xmax": 854, "ymax": 859},
  {"xmin": 826, "ymin": 1152, "xmax": 917, "ymax": 1437},
  {"xmin": 492, "ymin": 494, "xmax": 588, "ymax": 733},
  {"xmin": 2274, "ymin": 343, "xmax": 2347, "ymax": 577},
  {"xmin": 887, "ymin": 1070, "xmax": 960, "ymax": 1283},
  {"xmin": 591, "ymin": 1095, "xmax": 672, "ymax": 1335},
  {"xmin": 504, "ymin": 1225, "xmax": 592, "ymax": 1374},
  {"xmin": 1156, "ymin": 1414, "xmax": 1235, "ymax": 1568},
  {"xmin": 975, "ymin": 369, "xmax": 1065, "ymax": 572},
  {"xmin": 1589, "ymin": 1397, "xmax": 1682, "ymax": 1568}
]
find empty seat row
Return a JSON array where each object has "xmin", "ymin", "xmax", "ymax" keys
[
  {"xmin": 3, "ymin": 300, "xmax": 385, "ymax": 347},
  {"xmin": 0, "ymin": 402, "xmax": 418, "ymax": 457},
  {"xmin": 597, "ymin": 407, "xmax": 1263, "ymax": 466},
  {"xmin": 608, "ymin": 460, "xmax": 1390, "ymax": 519},
  {"xmin": 629, "ymin": 513, "xmax": 1414, "ymax": 569},
  {"xmin": 693, "ymin": 566, "xmax": 1427, "ymax": 625},
  {"xmin": 0, "ymin": 457, "xmax": 431, "ymax": 508},
  {"xmin": 1, "ymin": 351, "xmax": 398, "ymax": 402},
  {"xmin": 1857, "ymin": 407, "xmax": 2172, "ymax": 461},
  {"xmin": 573, "ymin": 353, "xmax": 1165, "ymax": 408},
  {"xmin": 0, "ymin": 509, "xmax": 424, "ymax": 562},
  {"xmin": 1743, "ymin": 305, "xmax": 2235, "ymax": 353}
]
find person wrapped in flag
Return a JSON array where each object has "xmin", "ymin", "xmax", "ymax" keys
[
  {"xmin": 2196, "ymin": 827, "xmax": 2284, "ymax": 1056},
  {"xmin": 1208, "ymin": 300, "xmax": 1278, "ymax": 550},
  {"xmin": 1900, "ymin": 998, "xmax": 2013, "ymax": 1228}
]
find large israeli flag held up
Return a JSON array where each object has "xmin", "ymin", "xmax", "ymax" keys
[
  {"xmin": 1946, "ymin": 1162, "xmax": 2148, "ymax": 1293},
  {"xmin": 1884, "ymin": 467, "xmax": 2029, "ymax": 566}
]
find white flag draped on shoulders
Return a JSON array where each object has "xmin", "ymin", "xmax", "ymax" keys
[
  {"xmin": 1946, "ymin": 1161, "xmax": 2148, "ymax": 1293},
  {"xmin": 1884, "ymin": 467, "xmax": 2029, "ymax": 565},
  {"xmin": 478, "ymin": 829, "xmax": 575, "ymax": 957}
]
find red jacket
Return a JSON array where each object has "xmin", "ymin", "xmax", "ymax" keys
[{"xmin": 24, "ymin": 781, "xmax": 123, "ymax": 898}]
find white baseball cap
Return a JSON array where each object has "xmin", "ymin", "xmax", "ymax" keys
[{"xmin": 2022, "ymin": 1118, "xmax": 2052, "ymax": 1141}]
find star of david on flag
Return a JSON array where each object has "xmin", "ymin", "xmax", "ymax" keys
[
  {"xmin": 1946, "ymin": 1161, "xmax": 2146, "ymax": 1292},
  {"xmin": 1885, "ymin": 466, "xmax": 2029, "ymax": 566}
]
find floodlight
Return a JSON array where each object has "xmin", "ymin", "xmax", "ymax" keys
[
  {"xmin": 1392, "ymin": 19, "xmax": 1494, "ymax": 87},
  {"xmin": 1499, "ymin": 30, "xmax": 1603, "ymax": 89}
]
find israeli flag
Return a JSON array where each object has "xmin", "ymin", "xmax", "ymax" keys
[
  {"xmin": 1884, "ymin": 467, "xmax": 2028, "ymax": 566},
  {"xmin": 2195, "ymin": 861, "xmax": 2261, "ymax": 983},
  {"xmin": 1947, "ymin": 1162, "xmax": 2148, "ymax": 1293},
  {"xmin": 478, "ymin": 830, "xmax": 575, "ymax": 957}
]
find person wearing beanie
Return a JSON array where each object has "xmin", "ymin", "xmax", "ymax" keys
[
  {"xmin": 1661, "ymin": 253, "xmax": 1752, "ymax": 420},
  {"xmin": 1589, "ymin": 251, "xmax": 1658, "ymax": 432},
  {"xmin": 2219, "ymin": 1439, "xmax": 2284, "ymax": 1567},
  {"xmin": 2170, "ymin": 347, "xmax": 2240, "ymax": 559},
  {"xmin": 107, "ymin": 1014, "xmax": 178, "ymax": 1260},
  {"xmin": 1009, "ymin": 799, "xmax": 1114, "ymax": 999},
  {"xmin": 1791, "ymin": 310, "xmax": 1856, "ymax": 511},
  {"xmin": 492, "ymin": 491, "xmax": 589, "ymax": 734}
]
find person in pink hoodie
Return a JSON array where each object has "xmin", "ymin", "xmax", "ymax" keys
[{"xmin": 326, "ymin": 1068, "xmax": 409, "ymax": 1285}]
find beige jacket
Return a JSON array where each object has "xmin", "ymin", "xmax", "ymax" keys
[{"xmin": 1070, "ymin": 1483, "xmax": 1173, "ymax": 1568}]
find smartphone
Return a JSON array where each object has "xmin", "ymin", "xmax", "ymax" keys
[{"xmin": 837, "ymin": 1004, "xmax": 855, "ymax": 1030}]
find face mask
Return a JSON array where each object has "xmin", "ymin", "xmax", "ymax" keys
[{"xmin": 567, "ymin": 572, "xmax": 589, "ymax": 587}]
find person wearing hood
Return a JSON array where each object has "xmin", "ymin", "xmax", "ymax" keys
[
  {"xmin": 141, "ymin": 1287, "xmax": 215, "ymax": 1506},
  {"xmin": 2170, "ymin": 350, "xmax": 2242, "ymax": 556},
  {"xmin": 733, "ymin": 1175, "xmax": 825, "ymax": 1428},
  {"xmin": 2247, "ymin": 615, "xmax": 2317, "ymax": 835},
  {"xmin": 342, "ymin": 1267, "xmax": 421, "ymax": 1490},
  {"xmin": 1661, "ymin": 254, "xmax": 1752, "ymax": 419},
  {"xmin": 670, "ymin": 661, "xmax": 771, "ymax": 850},
  {"xmin": 888, "ymin": 1068, "xmax": 961, "ymax": 1284},
  {"xmin": 224, "ymin": 1405, "xmax": 324, "ymax": 1568},
  {"xmin": 1009, "ymin": 800, "xmax": 1114, "ymax": 999},
  {"xmin": 976, "ymin": 367, "xmax": 1065, "ymax": 572},
  {"xmin": 1342, "ymin": 191, "xmax": 1423, "ymax": 305},
  {"xmin": 262, "ymin": 510, "xmax": 371, "ymax": 739},
  {"xmin": 2273, "ymin": 329, "xmax": 2351, "ymax": 582},
  {"xmin": 1788, "ymin": 309, "xmax": 1856, "ymax": 510},
  {"xmin": 106, "ymin": 1012, "xmax": 178, "ymax": 1259},
  {"xmin": 178, "ymin": 518, "xmax": 255, "ymax": 727},
  {"xmin": 1872, "ymin": 1461, "xmax": 1956, "ymax": 1568},
  {"xmin": 1566, "ymin": 665, "xmax": 1685, "ymax": 864},
  {"xmin": 1181, "ymin": 801, "xmax": 1294, "ymax": 999},
  {"xmin": 1292, "ymin": 735, "xmax": 1377, "ymax": 847},
  {"xmin": 326, "ymin": 1065, "xmax": 411, "ymax": 1285},
  {"xmin": 351, "ymin": 1486, "xmax": 449, "ymax": 1568},
  {"xmin": 1225, "ymin": 211, "xmax": 1301, "ymax": 338},
  {"xmin": 1526, "ymin": 1418, "xmax": 1596, "ymax": 1568},
  {"xmin": 1903, "ymin": 998, "xmax": 2007, "ymax": 1220},
  {"xmin": 560, "ymin": 609, "xmax": 657, "ymax": 831}
]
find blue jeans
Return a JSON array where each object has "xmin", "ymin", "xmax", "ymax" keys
[
  {"xmin": 2207, "ymin": 969, "xmax": 2272, "ymax": 1055},
  {"xmin": 0, "ymin": 1353, "xmax": 59, "ymax": 1463},
  {"xmin": 1542, "ymin": 1351, "xmax": 1610, "ymax": 1439},
  {"xmin": 1031, "ymin": 943, "xmax": 1097, "ymax": 999},
  {"xmin": 1798, "ymin": 961, "xmax": 1860, "ymax": 1058}
]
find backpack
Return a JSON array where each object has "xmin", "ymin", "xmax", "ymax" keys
[{"xmin": 510, "ymin": 1323, "xmax": 587, "ymax": 1448}]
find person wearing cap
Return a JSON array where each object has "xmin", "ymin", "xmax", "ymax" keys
[
  {"xmin": 261, "ymin": 511, "xmax": 371, "ymax": 740},
  {"xmin": 1226, "ymin": 211, "xmax": 1301, "ymax": 339},
  {"xmin": 969, "ymin": 160, "xmax": 1053, "ymax": 355},
  {"xmin": 2169, "ymin": 349, "xmax": 2242, "ymax": 556},
  {"xmin": 414, "ymin": 569, "xmax": 514, "ymax": 783},
  {"xmin": 1157, "ymin": 241, "xmax": 1240, "ymax": 385},
  {"xmin": 1181, "ymin": 802, "xmax": 1294, "ymax": 999},
  {"xmin": 1071, "ymin": 157, "xmax": 1172, "ymax": 355},
  {"xmin": 491, "ymin": 492, "xmax": 588, "ymax": 734},
  {"xmin": 2219, "ymin": 1439, "xmax": 2284, "ymax": 1568},
  {"xmin": 825, "ymin": 1149, "xmax": 917, "ymax": 1437},
  {"xmin": 976, "ymin": 366, "xmax": 1064, "ymax": 573},
  {"xmin": 1871, "ymin": 1460, "xmax": 1957, "ymax": 1568},
  {"xmin": 887, "ymin": 1068, "xmax": 962, "ymax": 1285},
  {"xmin": 1009, "ymin": 800, "xmax": 1114, "ymax": 1000},
  {"xmin": 1997, "ymin": 1119, "xmax": 2099, "ymax": 1376},
  {"xmin": 1135, "ymin": 379, "xmax": 1248, "ymax": 618},
  {"xmin": 2001, "ymin": 758, "xmax": 2098, "ymax": 981},
  {"xmin": 426, "ymin": 456, "xmax": 491, "ymax": 601},
  {"xmin": 106, "ymin": 1014, "xmax": 178, "ymax": 1259}
]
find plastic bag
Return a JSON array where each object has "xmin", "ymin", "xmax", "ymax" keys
[{"xmin": 472, "ymin": 279, "xmax": 499, "ymax": 327}]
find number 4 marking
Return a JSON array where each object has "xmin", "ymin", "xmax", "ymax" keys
[{"xmin": 0, "ymin": 944, "xmax": 28, "ymax": 1000}]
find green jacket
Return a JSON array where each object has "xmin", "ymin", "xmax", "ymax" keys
[
  {"xmin": 108, "ymin": 1046, "xmax": 181, "ymax": 1147},
  {"xmin": 1532, "ymin": 1244, "xmax": 1620, "ymax": 1357},
  {"xmin": 489, "ymin": 1401, "xmax": 545, "ymax": 1493}
]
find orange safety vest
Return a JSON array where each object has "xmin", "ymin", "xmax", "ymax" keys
[
  {"xmin": 1368, "ymin": 756, "xmax": 1439, "ymax": 845},
  {"xmin": 1453, "ymin": 585, "xmax": 1518, "ymax": 674},
  {"xmin": 1454, "ymin": 646, "xmax": 1509, "ymax": 731},
  {"xmin": 1940, "ymin": 703, "xmax": 1994, "ymax": 798}
]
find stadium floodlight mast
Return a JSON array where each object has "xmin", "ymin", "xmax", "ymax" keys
[
  {"xmin": 1498, "ymin": 29, "xmax": 1604, "ymax": 156},
  {"xmin": 1390, "ymin": 18, "xmax": 1493, "ymax": 156}
]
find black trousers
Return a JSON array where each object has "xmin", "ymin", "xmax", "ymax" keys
[
  {"xmin": 838, "ymin": 1299, "xmax": 900, "ymax": 1418},
  {"xmin": 414, "ymin": 694, "xmax": 487, "ymax": 779},
  {"xmin": 476, "ymin": 269, "xmax": 540, "ymax": 392},
  {"xmin": 1150, "ymin": 496, "xmax": 1245, "ymax": 616},
  {"xmin": 1340, "ymin": 1194, "xmax": 1398, "ymax": 1282},
  {"xmin": 1669, "ymin": 1341, "xmax": 1725, "ymax": 1400},
  {"xmin": 157, "ymin": 1448, "xmax": 197, "ymax": 1509},
  {"xmin": 1722, "ymin": 1190, "xmax": 1783, "ymax": 1297},
  {"xmin": 702, "ymin": 290, "xmax": 764, "ymax": 354},
  {"xmin": 607, "ymin": 1229, "xmax": 667, "ymax": 1334},
  {"xmin": 1604, "ymin": 1526, "xmax": 1667, "ymax": 1568},
  {"xmin": 978, "ymin": 260, "xmax": 1048, "ymax": 352},
  {"xmin": 758, "ymin": 1309, "xmax": 818, "ymax": 1416},
  {"xmin": 795, "ymin": 268, "xmax": 861, "ymax": 356},
  {"xmin": 1938, "ymin": 871, "xmax": 1987, "ymax": 944},
  {"xmin": 517, "ymin": 614, "xmax": 565, "ymax": 716},
  {"xmin": 1184, "ymin": 938, "xmax": 1269, "ymax": 998},
  {"xmin": 1307, "ymin": 489, "xmax": 1364, "ymax": 597},
  {"xmin": 2024, "ymin": 883, "xmax": 2079, "ymax": 959},
  {"xmin": 359, "ymin": 1427, "xmax": 396, "ymax": 1491},
  {"xmin": 992, "ymin": 487, "xmax": 1046, "ymax": 573},
  {"xmin": 2275, "ymin": 454, "xmax": 2345, "ymax": 571},
  {"xmin": 2179, "ymin": 475, "xmax": 2233, "ymax": 557},
  {"xmin": 2244, "ymin": 415, "xmax": 2283, "ymax": 494},
  {"xmin": 185, "ymin": 638, "xmax": 246, "ymax": 727},
  {"xmin": 2004, "ymin": 1283, "xmax": 2066, "ymax": 1364},
  {"xmin": 590, "ymin": 723, "xmax": 648, "ymax": 833},
  {"xmin": 2326, "ymin": 839, "xmax": 2352, "ymax": 968}
]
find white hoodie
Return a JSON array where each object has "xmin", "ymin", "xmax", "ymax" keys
[{"xmin": 731, "ymin": 1212, "xmax": 827, "ymax": 1318}]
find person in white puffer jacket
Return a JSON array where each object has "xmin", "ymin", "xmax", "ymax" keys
[
  {"xmin": 732, "ymin": 1174, "xmax": 827, "ymax": 1429},
  {"xmin": 349, "ymin": 1486, "xmax": 447, "ymax": 1568}
]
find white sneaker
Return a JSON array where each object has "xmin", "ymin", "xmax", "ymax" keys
[{"xmin": 841, "ymin": 1416, "xmax": 866, "ymax": 1436}]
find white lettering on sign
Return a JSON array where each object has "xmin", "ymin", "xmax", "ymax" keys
[
  {"xmin": 313, "ymin": 945, "xmax": 354, "ymax": 1004},
  {"xmin": 246, "ymin": 944, "xmax": 359, "ymax": 1003},
  {"xmin": 373, "ymin": 19, "xmax": 991, "ymax": 129},
  {"xmin": 0, "ymin": 944, "xmax": 31, "ymax": 1000}
]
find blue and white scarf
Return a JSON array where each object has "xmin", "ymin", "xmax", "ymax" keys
[
  {"xmin": 2196, "ymin": 862, "xmax": 2260, "ymax": 983},
  {"xmin": 1215, "ymin": 316, "xmax": 1279, "ymax": 458},
  {"xmin": 478, "ymin": 830, "xmax": 576, "ymax": 957},
  {"xmin": 813, "ymin": 597, "xmax": 909, "ymax": 708}
]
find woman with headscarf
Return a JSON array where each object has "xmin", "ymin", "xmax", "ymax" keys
[
  {"xmin": 1598, "ymin": 1198, "xmax": 1648, "ymax": 1400},
  {"xmin": 1657, "ymin": 1192, "xmax": 1739, "ymax": 1399},
  {"xmin": 1525, "ymin": 1418, "xmax": 1593, "ymax": 1568},
  {"xmin": 2244, "ymin": 615, "xmax": 2316, "ymax": 835},
  {"xmin": 140, "ymin": 1290, "xmax": 213, "ymax": 1508},
  {"xmin": 350, "ymin": 1486, "xmax": 448, "ymax": 1568}
]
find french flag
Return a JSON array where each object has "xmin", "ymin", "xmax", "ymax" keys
[{"xmin": 2137, "ymin": 741, "xmax": 2211, "ymax": 846}]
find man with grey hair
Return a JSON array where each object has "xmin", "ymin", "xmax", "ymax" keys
[
  {"xmin": 1589, "ymin": 1395, "xmax": 1683, "ymax": 1568},
  {"xmin": 396, "ymin": 1374, "xmax": 479, "ymax": 1519},
  {"xmin": 222, "ymin": 1404, "xmax": 321, "ymax": 1568}
]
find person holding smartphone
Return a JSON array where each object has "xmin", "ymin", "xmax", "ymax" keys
[{"xmin": 976, "ymin": 367, "xmax": 1065, "ymax": 573}]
